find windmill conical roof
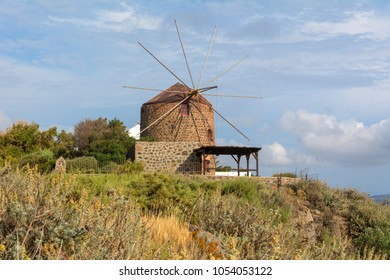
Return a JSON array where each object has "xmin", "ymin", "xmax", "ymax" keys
[{"xmin": 143, "ymin": 83, "xmax": 212, "ymax": 106}]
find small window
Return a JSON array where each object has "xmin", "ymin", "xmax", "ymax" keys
[
  {"xmin": 207, "ymin": 129, "xmax": 213, "ymax": 142},
  {"xmin": 181, "ymin": 103, "xmax": 189, "ymax": 116}
]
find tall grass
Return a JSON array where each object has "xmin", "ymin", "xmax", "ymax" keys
[
  {"xmin": 1, "ymin": 165, "xmax": 389, "ymax": 260},
  {"xmin": 0, "ymin": 165, "xmax": 149, "ymax": 259}
]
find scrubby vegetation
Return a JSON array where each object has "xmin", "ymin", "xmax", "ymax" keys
[
  {"xmin": 1, "ymin": 118, "xmax": 389, "ymax": 259},
  {"xmin": 1, "ymin": 163, "xmax": 389, "ymax": 260},
  {"xmin": 0, "ymin": 118, "xmax": 136, "ymax": 172},
  {"xmin": 272, "ymin": 172, "xmax": 297, "ymax": 178}
]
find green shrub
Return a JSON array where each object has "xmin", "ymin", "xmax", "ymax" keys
[
  {"xmin": 19, "ymin": 149, "xmax": 55, "ymax": 173},
  {"xmin": 346, "ymin": 199, "xmax": 390, "ymax": 254},
  {"xmin": 189, "ymin": 193, "xmax": 298, "ymax": 259},
  {"xmin": 272, "ymin": 172, "xmax": 297, "ymax": 178},
  {"xmin": 66, "ymin": 156, "xmax": 99, "ymax": 173},
  {"xmin": 221, "ymin": 178, "xmax": 261, "ymax": 206},
  {"xmin": 215, "ymin": 166, "xmax": 232, "ymax": 171},
  {"xmin": 116, "ymin": 160, "xmax": 144, "ymax": 174},
  {"xmin": 99, "ymin": 162, "xmax": 119, "ymax": 174},
  {"xmin": 302, "ymin": 180, "xmax": 329, "ymax": 210},
  {"xmin": 355, "ymin": 225, "xmax": 390, "ymax": 256},
  {"xmin": 88, "ymin": 151, "xmax": 126, "ymax": 163},
  {"xmin": 129, "ymin": 173, "xmax": 196, "ymax": 213}
]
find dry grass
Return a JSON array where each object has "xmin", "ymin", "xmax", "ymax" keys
[
  {"xmin": 1, "ymin": 164, "xmax": 389, "ymax": 260},
  {"xmin": 142, "ymin": 215, "xmax": 202, "ymax": 259},
  {"xmin": 0, "ymin": 165, "xmax": 149, "ymax": 259}
]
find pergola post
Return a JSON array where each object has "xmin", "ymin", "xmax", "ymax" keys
[
  {"xmin": 245, "ymin": 153, "xmax": 250, "ymax": 176},
  {"xmin": 253, "ymin": 151, "xmax": 259, "ymax": 176},
  {"xmin": 237, "ymin": 155, "xmax": 241, "ymax": 176},
  {"xmin": 232, "ymin": 154, "xmax": 242, "ymax": 176}
]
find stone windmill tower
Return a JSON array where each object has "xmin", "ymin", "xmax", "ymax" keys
[
  {"xmin": 125, "ymin": 20, "xmax": 261, "ymax": 175},
  {"xmin": 140, "ymin": 82, "xmax": 215, "ymax": 146}
]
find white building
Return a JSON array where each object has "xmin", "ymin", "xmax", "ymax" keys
[
  {"xmin": 128, "ymin": 123, "xmax": 140, "ymax": 140},
  {"xmin": 215, "ymin": 171, "xmax": 252, "ymax": 177}
]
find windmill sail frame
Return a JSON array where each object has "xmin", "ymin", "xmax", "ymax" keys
[
  {"xmin": 125, "ymin": 20, "xmax": 260, "ymax": 141},
  {"xmin": 126, "ymin": 20, "xmax": 262, "ymax": 176}
]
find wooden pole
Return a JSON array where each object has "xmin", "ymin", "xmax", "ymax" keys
[
  {"xmin": 246, "ymin": 154, "xmax": 250, "ymax": 176},
  {"xmin": 237, "ymin": 155, "xmax": 241, "ymax": 176},
  {"xmin": 255, "ymin": 151, "xmax": 259, "ymax": 176}
]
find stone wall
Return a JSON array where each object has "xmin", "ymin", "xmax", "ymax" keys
[
  {"xmin": 205, "ymin": 176, "xmax": 301, "ymax": 188},
  {"xmin": 255, "ymin": 176, "xmax": 301, "ymax": 187},
  {"xmin": 140, "ymin": 101, "xmax": 215, "ymax": 146},
  {"xmin": 130, "ymin": 141, "xmax": 204, "ymax": 173}
]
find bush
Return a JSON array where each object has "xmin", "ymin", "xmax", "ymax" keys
[
  {"xmin": 221, "ymin": 178, "xmax": 260, "ymax": 206},
  {"xmin": 88, "ymin": 152, "xmax": 126, "ymax": 163},
  {"xmin": 19, "ymin": 149, "xmax": 55, "ymax": 173},
  {"xmin": 272, "ymin": 172, "xmax": 297, "ymax": 178},
  {"xmin": 216, "ymin": 166, "xmax": 232, "ymax": 172},
  {"xmin": 66, "ymin": 156, "xmax": 99, "ymax": 173},
  {"xmin": 129, "ymin": 173, "xmax": 196, "ymax": 213},
  {"xmin": 189, "ymin": 193, "xmax": 299, "ymax": 259},
  {"xmin": 116, "ymin": 160, "xmax": 144, "ymax": 174},
  {"xmin": 346, "ymin": 198, "xmax": 390, "ymax": 256},
  {"xmin": 355, "ymin": 225, "xmax": 390, "ymax": 256},
  {"xmin": 99, "ymin": 162, "xmax": 119, "ymax": 174}
]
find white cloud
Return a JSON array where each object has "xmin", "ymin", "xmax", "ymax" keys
[
  {"xmin": 261, "ymin": 141, "xmax": 319, "ymax": 167},
  {"xmin": 0, "ymin": 56, "xmax": 74, "ymax": 97},
  {"xmin": 338, "ymin": 77, "xmax": 390, "ymax": 113},
  {"xmin": 262, "ymin": 142, "xmax": 292, "ymax": 165},
  {"xmin": 0, "ymin": 111, "xmax": 12, "ymax": 131},
  {"xmin": 48, "ymin": 4, "xmax": 162, "ymax": 33},
  {"xmin": 303, "ymin": 11, "xmax": 390, "ymax": 41},
  {"xmin": 280, "ymin": 110, "xmax": 390, "ymax": 166},
  {"xmin": 0, "ymin": 56, "xmax": 71, "ymax": 83}
]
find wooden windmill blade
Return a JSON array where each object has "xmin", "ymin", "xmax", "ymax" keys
[
  {"xmin": 211, "ymin": 106, "xmax": 251, "ymax": 141},
  {"xmin": 122, "ymin": 85, "xmax": 218, "ymax": 95},
  {"xmin": 122, "ymin": 85, "xmax": 193, "ymax": 96},
  {"xmin": 137, "ymin": 42, "xmax": 190, "ymax": 88},
  {"xmin": 139, "ymin": 93, "xmax": 194, "ymax": 134},
  {"xmin": 190, "ymin": 100, "xmax": 214, "ymax": 144},
  {"xmin": 175, "ymin": 19, "xmax": 195, "ymax": 89},
  {"xmin": 197, "ymin": 25, "xmax": 217, "ymax": 89},
  {"xmin": 203, "ymin": 55, "xmax": 249, "ymax": 87},
  {"xmin": 189, "ymin": 107, "xmax": 202, "ymax": 142},
  {"xmin": 202, "ymin": 93, "xmax": 263, "ymax": 99}
]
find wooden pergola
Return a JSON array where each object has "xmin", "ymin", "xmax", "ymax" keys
[{"xmin": 194, "ymin": 146, "xmax": 262, "ymax": 176}]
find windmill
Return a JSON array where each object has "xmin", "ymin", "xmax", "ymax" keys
[
  {"xmin": 125, "ymin": 20, "xmax": 262, "ymax": 176},
  {"xmin": 124, "ymin": 19, "xmax": 261, "ymax": 146}
]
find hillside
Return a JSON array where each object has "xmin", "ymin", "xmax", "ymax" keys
[
  {"xmin": 1, "ymin": 165, "xmax": 390, "ymax": 260},
  {"xmin": 370, "ymin": 194, "xmax": 390, "ymax": 203}
]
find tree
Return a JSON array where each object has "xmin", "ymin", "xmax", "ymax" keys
[
  {"xmin": 0, "ymin": 121, "xmax": 57, "ymax": 161},
  {"xmin": 72, "ymin": 117, "xmax": 135, "ymax": 162},
  {"xmin": 73, "ymin": 117, "xmax": 107, "ymax": 155},
  {"xmin": 53, "ymin": 130, "xmax": 76, "ymax": 158}
]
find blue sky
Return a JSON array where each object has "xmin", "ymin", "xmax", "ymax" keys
[{"xmin": 1, "ymin": 0, "xmax": 389, "ymax": 195}]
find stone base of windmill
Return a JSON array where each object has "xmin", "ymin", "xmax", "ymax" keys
[{"xmin": 130, "ymin": 141, "xmax": 215, "ymax": 174}]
